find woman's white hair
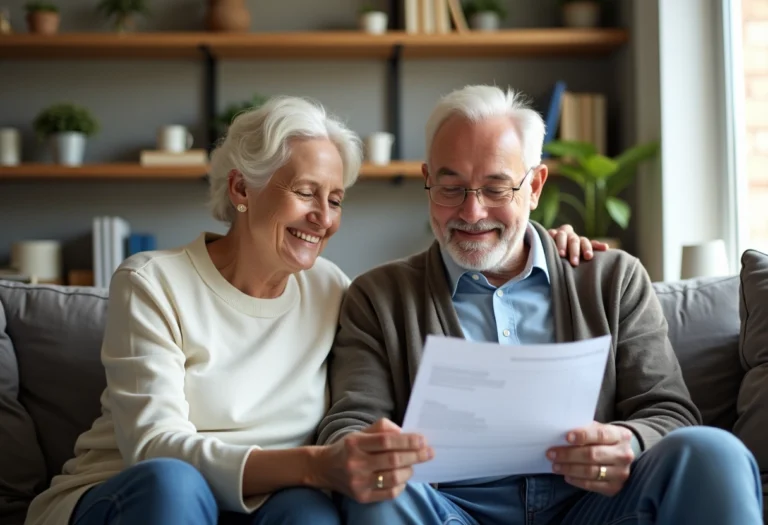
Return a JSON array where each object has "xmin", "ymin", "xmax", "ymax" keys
[
  {"xmin": 424, "ymin": 85, "xmax": 546, "ymax": 170},
  {"xmin": 208, "ymin": 95, "xmax": 362, "ymax": 223}
]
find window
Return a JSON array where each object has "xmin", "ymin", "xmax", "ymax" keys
[{"xmin": 731, "ymin": 0, "xmax": 768, "ymax": 254}]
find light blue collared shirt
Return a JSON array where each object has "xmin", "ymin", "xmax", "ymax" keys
[
  {"xmin": 439, "ymin": 223, "xmax": 556, "ymax": 485},
  {"xmin": 440, "ymin": 223, "xmax": 555, "ymax": 347}
]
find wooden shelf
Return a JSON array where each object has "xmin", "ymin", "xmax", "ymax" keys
[
  {"xmin": 0, "ymin": 29, "xmax": 628, "ymax": 60},
  {"xmin": 0, "ymin": 160, "xmax": 561, "ymax": 181},
  {"xmin": 0, "ymin": 163, "xmax": 210, "ymax": 180},
  {"xmin": 0, "ymin": 161, "xmax": 423, "ymax": 180}
]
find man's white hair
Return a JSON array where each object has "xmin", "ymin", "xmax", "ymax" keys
[
  {"xmin": 424, "ymin": 85, "xmax": 546, "ymax": 170},
  {"xmin": 208, "ymin": 96, "xmax": 362, "ymax": 223}
]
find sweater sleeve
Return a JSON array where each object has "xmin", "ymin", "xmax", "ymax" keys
[
  {"xmin": 102, "ymin": 269, "xmax": 263, "ymax": 513},
  {"xmin": 316, "ymin": 278, "xmax": 395, "ymax": 445},
  {"xmin": 612, "ymin": 258, "xmax": 702, "ymax": 451}
]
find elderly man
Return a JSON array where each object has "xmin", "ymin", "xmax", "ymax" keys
[{"xmin": 316, "ymin": 85, "xmax": 763, "ymax": 524}]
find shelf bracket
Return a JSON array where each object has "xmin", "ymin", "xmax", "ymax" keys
[
  {"xmin": 387, "ymin": 44, "xmax": 403, "ymax": 161},
  {"xmin": 200, "ymin": 44, "xmax": 218, "ymax": 153}
]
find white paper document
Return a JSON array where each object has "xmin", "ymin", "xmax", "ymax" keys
[{"xmin": 401, "ymin": 335, "xmax": 611, "ymax": 483}]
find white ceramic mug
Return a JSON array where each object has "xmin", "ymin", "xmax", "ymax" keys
[
  {"xmin": 158, "ymin": 125, "xmax": 193, "ymax": 153},
  {"xmin": 366, "ymin": 132, "xmax": 395, "ymax": 165},
  {"xmin": 0, "ymin": 128, "xmax": 21, "ymax": 166}
]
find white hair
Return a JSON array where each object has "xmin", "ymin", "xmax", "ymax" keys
[
  {"xmin": 424, "ymin": 85, "xmax": 546, "ymax": 170},
  {"xmin": 208, "ymin": 96, "xmax": 362, "ymax": 223}
]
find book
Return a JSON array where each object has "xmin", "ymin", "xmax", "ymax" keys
[{"xmin": 140, "ymin": 149, "xmax": 208, "ymax": 166}]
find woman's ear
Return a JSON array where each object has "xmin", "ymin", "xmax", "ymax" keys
[{"xmin": 228, "ymin": 169, "xmax": 249, "ymax": 208}]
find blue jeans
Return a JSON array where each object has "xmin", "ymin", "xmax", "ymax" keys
[
  {"xmin": 69, "ymin": 457, "xmax": 340, "ymax": 525},
  {"xmin": 342, "ymin": 427, "xmax": 763, "ymax": 525}
]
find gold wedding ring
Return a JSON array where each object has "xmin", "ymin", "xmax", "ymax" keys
[
  {"xmin": 376, "ymin": 474, "xmax": 385, "ymax": 489},
  {"xmin": 597, "ymin": 465, "xmax": 607, "ymax": 482}
]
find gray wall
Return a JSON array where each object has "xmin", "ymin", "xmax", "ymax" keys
[{"xmin": 0, "ymin": 0, "xmax": 634, "ymax": 279}]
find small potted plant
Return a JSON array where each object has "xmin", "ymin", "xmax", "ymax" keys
[
  {"xmin": 560, "ymin": 0, "xmax": 603, "ymax": 28},
  {"xmin": 33, "ymin": 103, "xmax": 99, "ymax": 166},
  {"xmin": 359, "ymin": 4, "xmax": 388, "ymax": 35},
  {"xmin": 531, "ymin": 139, "xmax": 659, "ymax": 248},
  {"xmin": 214, "ymin": 93, "xmax": 269, "ymax": 139},
  {"xmin": 95, "ymin": 0, "xmax": 149, "ymax": 33},
  {"xmin": 462, "ymin": 0, "xmax": 506, "ymax": 32},
  {"xmin": 25, "ymin": 1, "xmax": 60, "ymax": 35}
]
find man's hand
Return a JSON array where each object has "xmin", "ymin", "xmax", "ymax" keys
[
  {"xmin": 548, "ymin": 224, "xmax": 610, "ymax": 266},
  {"xmin": 547, "ymin": 422, "xmax": 635, "ymax": 496},
  {"xmin": 313, "ymin": 418, "xmax": 433, "ymax": 503}
]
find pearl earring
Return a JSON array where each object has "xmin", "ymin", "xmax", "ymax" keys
[{"xmin": 236, "ymin": 204, "xmax": 247, "ymax": 213}]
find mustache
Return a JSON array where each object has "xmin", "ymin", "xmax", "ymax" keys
[{"xmin": 447, "ymin": 220, "xmax": 505, "ymax": 233}]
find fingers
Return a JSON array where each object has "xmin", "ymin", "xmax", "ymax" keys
[
  {"xmin": 363, "ymin": 418, "xmax": 402, "ymax": 434},
  {"xmin": 352, "ymin": 432, "xmax": 426, "ymax": 453},
  {"xmin": 549, "ymin": 225, "xmax": 574, "ymax": 257},
  {"xmin": 581, "ymin": 236, "xmax": 593, "ymax": 260},
  {"xmin": 553, "ymin": 462, "xmax": 627, "ymax": 482},
  {"xmin": 590, "ymin": 240, "xmax": 610, "ymax": 252},
  {"xmin": 568, "ymin": 234, "xmax": 581, "ymax": 266},
  {"xmin": 564, "ymin": 423, "xmax": 632, "ymax": 446},
  {"xmin": 547, "ymin": 444, "xmax": 633, "ymax": 466},
  {"xmin": 350, "ymin": 468, "xmax": 413, "ymax": 504},
  {"xmin": 366, "ymin": 447, "xmax": 434, "ymax": 472}
]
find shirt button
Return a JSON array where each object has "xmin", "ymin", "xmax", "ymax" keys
[
  {"xmin": 496, "ymin": 290, "xmax": 504, "ymax": 297},
  {"xmin": 503, "ymin": 329, "xmax": 511, "ymax": 337},
  {"xmin": 472, "ymin": 274, "xmax": 480, "ymax": 281}
]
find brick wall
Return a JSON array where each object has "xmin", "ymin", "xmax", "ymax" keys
[{"xmin": 744, "ymin": 0, "xmax": 768, "ymax": 247}]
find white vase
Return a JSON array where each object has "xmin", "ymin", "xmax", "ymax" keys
[
  {"xmin": 470, "ymin": 12, "xmax": 500, "ymax": 31},
  {"xmin": 562, "ymin": 1, "xmax": 601, "ymax": 28},
  {"xmin": 0, "ymin": 128, "xmax": 21, "ymax": 166},
  {"xmin": 52, "ymin": 132, "xmax": 86, "ymax": 166},
  {"xmin": 360, "ymin": 11, "xmax": 388, "ymax": 34}
]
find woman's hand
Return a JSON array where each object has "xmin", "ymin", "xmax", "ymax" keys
[
  {"xmin": 548, "ymin": 224, "xmax": 610, "ymax": 266},
  {"xmin": 312, "ymin": 418, "xmax": 433, "ymax": 503}
]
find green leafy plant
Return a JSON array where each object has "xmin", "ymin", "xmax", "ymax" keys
[
  {"xmin": 214, "ymin": 93, "xmax": 270, "ymax": 138},
  {"xmin": 462, "ymin": 0, "xmax": 507, "ymax": 20},
  {"xmin": 96, "ymin": 0, "xmax": 149, "ymax": 32},
  {"xmin": 25, "ymin": 1, "xmax": 59, "ymax": 13},
  {"xmin": 532, "ymin": 140, "xmax": 659, "ymax": 237},
  {"xmin": 33, "ymin": 103, "xmax": 99, "ymax": 139}
]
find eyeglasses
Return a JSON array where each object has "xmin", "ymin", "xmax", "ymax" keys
[{"xmin": 424, "ymin": 167, "xmax": 535, "ymax": 208}]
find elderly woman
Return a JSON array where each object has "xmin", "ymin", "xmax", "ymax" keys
[{"xmin": 24, "ymin": 96, "xmax": 602, "ymax": 525}]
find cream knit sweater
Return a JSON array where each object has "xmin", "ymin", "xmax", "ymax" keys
[{"xmin": 25, "ymin": 232, "xmax": 349, "ymax": 525}]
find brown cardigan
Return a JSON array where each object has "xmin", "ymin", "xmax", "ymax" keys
[{"xmin": 317, "ymin": 222, "xmax": 701, "ymax": 452}]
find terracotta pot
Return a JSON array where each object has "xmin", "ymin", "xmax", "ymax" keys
[
  {"xmin": 27, "ymin": 11, "xmax": 60, "ymax": 35},
  {"xmin": 206, "ymin": 0, "xmax": 251, "ymax": 32}
]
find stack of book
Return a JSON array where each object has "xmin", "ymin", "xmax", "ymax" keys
[
  {"xmin": 404, "ymin": 0, "xmax": 468, "ymax": 34},
  {"xmin": 139, "ymin": 149, "xmax": 209, "ymax": 167},
  {"xmin": 541, "ymin": 81, "xmax": 608, "ymax": 157},
  {"xmin": 92, "ymin": 217, "xmax": 157, "ymax": 288}
]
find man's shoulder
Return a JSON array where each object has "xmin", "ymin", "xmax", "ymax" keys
[{"xmin": 349, "ymin": 248, "xmax": 431, "ymax": 295}]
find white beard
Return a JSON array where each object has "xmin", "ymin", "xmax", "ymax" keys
[{"xmin": 432, "ymin": 217, "xmax": 518, "ymax": 272}]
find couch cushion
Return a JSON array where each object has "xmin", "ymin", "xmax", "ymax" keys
[
  {"xmin": 735, "ymin": 249, "xmax": 768, "ymax": 520},
  {"xmin": 0, "ymin": 287, "xmax": 47, "ymax": 525},
  {"xmin": 652, "ymin": 276, "xmax": 743, "ymax": 430},
  {"xmin": 0, "ymin": 281, "xmax": 108, "ymax": 487}
]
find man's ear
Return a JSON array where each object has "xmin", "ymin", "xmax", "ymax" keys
[
  {"xmin": 421, "ymin": 162, "xmax": 429, "ymax": 182},
  {"xmin": 529, "ymin": 164, "xmax": 549, "ymax": 210}
]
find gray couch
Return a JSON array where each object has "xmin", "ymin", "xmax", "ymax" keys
[{"xmin": 2, "ymin": 250, "xmax": 768, "ymax": 525}]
